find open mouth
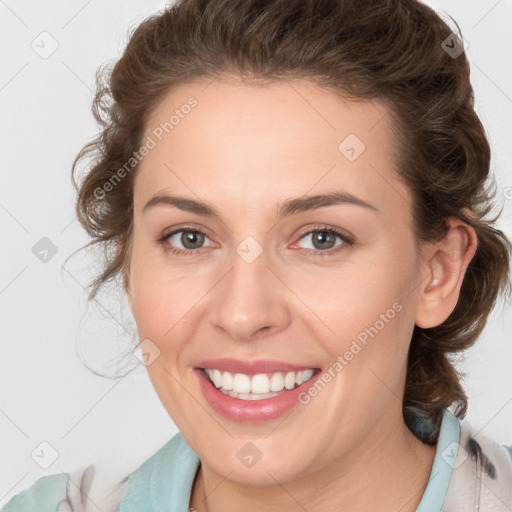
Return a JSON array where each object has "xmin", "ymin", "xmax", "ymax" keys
[{"xmin": 201, "ymin": 367, "xmax": 320, "ymax": 401}]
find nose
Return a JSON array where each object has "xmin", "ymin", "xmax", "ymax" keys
[{"xmin": 208, "ymin": 247, "xmax": 291, "ymax": 342}]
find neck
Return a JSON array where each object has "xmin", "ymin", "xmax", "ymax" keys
[{"xmin": 190, "ymin": 409, "xmax": 437, "ymax": 512}]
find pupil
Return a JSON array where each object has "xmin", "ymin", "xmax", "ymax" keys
[
  {"xmin": 183, "ymin": 231, "xmax": 204, "ymax": 249},
  {"xmin": 314, "ymin": 231, "xmax": 335, "ymax": 249}
]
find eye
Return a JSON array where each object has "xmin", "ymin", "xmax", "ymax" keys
[
  {"xmin": 158, "ymin": 227, "xmax": 215, "ymax": 255},
  {"xmin": 157, "ymin": 224, "xmax": 354, "ymax": 257},
  {"xmin": 293, "ymin": 226, "xmax": 354, "ymax": 256}
]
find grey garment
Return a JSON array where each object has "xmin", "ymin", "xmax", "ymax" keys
[{"xmin": 442, "ymin": 418, "xmax": 512, "ymax": 510}]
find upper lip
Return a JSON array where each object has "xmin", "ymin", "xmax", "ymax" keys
[{"xmin": 196, "ymin": 358, "xmax": 319, "ymax": 375}]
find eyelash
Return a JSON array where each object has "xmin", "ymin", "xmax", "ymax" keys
[{"xmin": 157, "ymin": 224, "xmax": 354, "ymax": 257}]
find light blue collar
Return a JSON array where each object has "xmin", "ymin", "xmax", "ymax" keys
[
  {"xmin": 118, "ymin": 432, "xmax": 200, "ymax": 512},
  {"xmin": 415, "ymin": 408, "xmax": 460, "ymax": 511}
]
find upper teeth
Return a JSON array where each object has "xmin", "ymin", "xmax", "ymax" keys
[{"xmin": 204, "ymin": 369, "xmax": 315, "ymax": 394}]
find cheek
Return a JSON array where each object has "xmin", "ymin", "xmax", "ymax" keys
[
  {"xmin": 291, "ymin": 258, "xmax": 405, "ymax": 332},
  {"xmin": 130, "ymin": 276, "xmax": 205, "ymax": 349},
  {"xmin": 294, "ymin": 252, "xmax": 416, "ymax": 380},
  {"xmin": 128, "ymin": 238, "xmax": 207, "ymax": 337}
]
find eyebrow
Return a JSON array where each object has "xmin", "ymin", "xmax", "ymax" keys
[{"xmin": 142, "ymin": 190, "xmax": 379, "ymax": 218}]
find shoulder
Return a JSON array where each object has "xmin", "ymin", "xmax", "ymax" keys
[
  {"xmin": 2, "ymin": 473, "xmax": 69, "ymax": 512},
  {"xmin": 2, "ymin": 463, "xmax": 126, "ymax": 512},
  {"xmin": 1, "ymin": 432, "xmax": 200, "ymax": 512},
  {"xmin": 444, "ymin": 413, "xmax": 512, "ymax": 510}
]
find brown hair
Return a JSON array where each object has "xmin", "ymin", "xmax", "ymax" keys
[{"xmin": 72, "ymin": 0, "xmax": 511, "ymax": 443}]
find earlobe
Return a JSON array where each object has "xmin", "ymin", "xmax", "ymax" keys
[{"xmin": 415, "ymin": 220, "xmax": 478, "ymax": 329}]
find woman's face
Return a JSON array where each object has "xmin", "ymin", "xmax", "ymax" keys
[{"xmin": 127, "ymin": 77, "xmax": 429, "ymax": 484}]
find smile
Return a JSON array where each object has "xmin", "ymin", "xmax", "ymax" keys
[
  {"xmin": 194, "ymin": 359, "xmax": 322, "ymax": 423},
  {"xmin": 203, "ymin": 368, "xmax": 316, "ymax": 400}
]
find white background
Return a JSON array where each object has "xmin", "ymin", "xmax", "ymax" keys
[{"xmin": 1, "ymin": 0, "xmax": 511, "ymax": 505}]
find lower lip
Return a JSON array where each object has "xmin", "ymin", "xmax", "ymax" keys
[{"xmin": 195, "ymin": 368, "xmax": 321, "ymax": 423}]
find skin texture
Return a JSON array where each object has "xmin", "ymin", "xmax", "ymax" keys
[{"xmin": 126, "ymin": 77, "xmax": 477, "ymax": 512}]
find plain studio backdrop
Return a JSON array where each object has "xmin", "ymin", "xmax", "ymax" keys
[{"xmin": 1, "ymin": 0, "xmax": 511, "ymax": 505}]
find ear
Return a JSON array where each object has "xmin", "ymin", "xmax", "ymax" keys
[{"xmin": 415, "ymin": 219, "xmax": 478, "ymax": 329}]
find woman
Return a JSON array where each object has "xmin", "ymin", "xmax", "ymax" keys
[{"xmin": 4, "ymin": 0, "xmax": 511, "ymax": 510}]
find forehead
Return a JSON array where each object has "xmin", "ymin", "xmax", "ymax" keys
[{"xmin": 135, "ymin": 77, "xmax": 410, "ymax": 217}]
